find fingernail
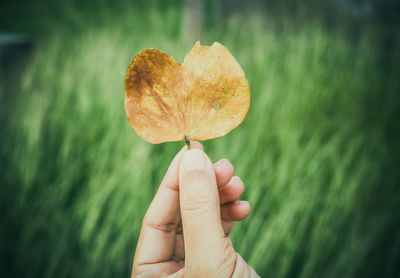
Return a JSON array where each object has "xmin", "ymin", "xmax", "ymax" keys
[
  {"xmin": 182, "ymin": 149, "xmax": 206, "ymax": 172},
  {"xmin": 232, "ymin": 176, "xmax": 241, "ymax": 183},
  {"xmin": 215, "ymin": 158, "xmax": 229, "ymax": 166},
  {"xmin": 236, "ymin": 200, "xmax": 250, "ymax": 207}
]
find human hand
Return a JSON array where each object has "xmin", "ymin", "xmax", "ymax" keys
[{"xmin": 132, "ymin": 142, "xmax": 259, "ymax": 277}]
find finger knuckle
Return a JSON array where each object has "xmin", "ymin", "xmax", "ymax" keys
[
  {"xmin": 145, "ymin": 221, "xmax": 178, "ymax": 233},
  {"xmin": 180, "ymin": 194, "xmax": 214, "ymax": 214}
]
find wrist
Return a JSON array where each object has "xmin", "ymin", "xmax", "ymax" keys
[{"xmin": 232, "ymin": 253, "xmax": 260, "ymax": 278}]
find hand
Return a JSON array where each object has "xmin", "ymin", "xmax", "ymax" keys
[{"xmin": 132, "ymin": 142, "xmax": 259, "ymax": 277}]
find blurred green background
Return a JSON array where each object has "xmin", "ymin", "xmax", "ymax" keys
[{"xmin": 0, "ymin": 0, "xmax": 399, "ymax": 277}]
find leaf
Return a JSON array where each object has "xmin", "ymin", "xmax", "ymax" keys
[{"xmin": 124, "ymin": 41, "xmax": 250, "ymax": 144}]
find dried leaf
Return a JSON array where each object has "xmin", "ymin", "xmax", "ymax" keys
[{"xmin": 124, "ymin": 41, "xmax": 250, "ymax": 144}]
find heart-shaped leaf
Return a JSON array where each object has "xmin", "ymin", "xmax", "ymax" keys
[{"xmin": 125, "ymin": 41, "xmax": 250, "ymax": 144}]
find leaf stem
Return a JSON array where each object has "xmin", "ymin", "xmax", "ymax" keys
[{"xmin": 184, "ymin": 135, "xmax": 191, "ymax": 149}]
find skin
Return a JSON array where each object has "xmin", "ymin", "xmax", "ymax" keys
[{"xmin": 132, "ymin": 142, "xmax": 260, "ymax": 277}]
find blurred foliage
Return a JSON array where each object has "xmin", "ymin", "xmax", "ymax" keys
[{"xmin": 0, "ymin": 0, "xmax": 399, "ymax": 277}]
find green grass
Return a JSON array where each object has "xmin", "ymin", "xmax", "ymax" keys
[{"xmin": 1, "ymin": 1, "xmax": 400, "ymax": 277}]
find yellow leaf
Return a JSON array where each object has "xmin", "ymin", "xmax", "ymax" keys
[{"xmin": 125, "ymin": 41, "xmax": 250, "ymax": 144}]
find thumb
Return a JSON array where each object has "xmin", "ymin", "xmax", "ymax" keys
[{"xmin": 179, "ymin": 149, "xmax": 227, "ymax": 272}]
